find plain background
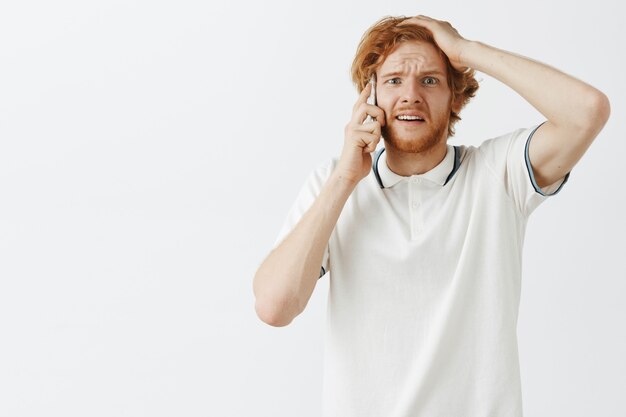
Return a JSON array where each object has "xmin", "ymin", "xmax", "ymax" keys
[{"xmin": 0, "ymin": 0, "xmax": 624, "ymax": 416}]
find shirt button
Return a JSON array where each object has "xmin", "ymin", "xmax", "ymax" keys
[{"xmin": 411, "ymin": 201, "xmax": 419, "ymax": 208}]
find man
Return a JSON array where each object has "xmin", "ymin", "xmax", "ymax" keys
[{"xmin": 253, "ymin": 15, "xmax": 610, "ymax": 416}]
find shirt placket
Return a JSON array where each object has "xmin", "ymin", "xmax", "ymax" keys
[{"xmin": 409, "ymin": 177, "xmax": 424, "ymax": 240}]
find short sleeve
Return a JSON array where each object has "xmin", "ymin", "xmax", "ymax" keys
[
  {"xmin": 271, "ymin": 159, "xmax": 336, "ymax": 279},
  {"xmin": 477, "ymin": 122, "xmax": 571, "ymax": 217}
]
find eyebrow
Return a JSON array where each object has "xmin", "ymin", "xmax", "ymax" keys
[{"xmin": 380, "ymin": 69, "xmax": 447, "ymax": 78}]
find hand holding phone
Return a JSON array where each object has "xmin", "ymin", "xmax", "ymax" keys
[{"xmin": 335, "ymin": 74, "xmax": 385, "ymax": 185}]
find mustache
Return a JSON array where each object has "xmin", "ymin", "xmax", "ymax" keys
[{"xmin": 394, "ymin": 107, "xmax": 427, "ymax": 113}]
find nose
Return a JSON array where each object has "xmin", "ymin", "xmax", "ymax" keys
[{"xmin": 400, "ymin": 79, "xmax": 424, "ymax": 104}]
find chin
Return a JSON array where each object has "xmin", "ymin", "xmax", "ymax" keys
[
  {"xmin": 383, "ymin": 130, "xmax": 437, "ymax": 154},
  {"xmin": 384, "ymin": 119, "xmax": 450, "ymax": 153}
]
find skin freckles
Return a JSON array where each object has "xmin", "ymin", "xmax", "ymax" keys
[{"xmin": 375, "ymin": 41, "xmax": 454, "ymax": 176}]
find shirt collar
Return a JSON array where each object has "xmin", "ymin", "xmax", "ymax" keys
[{"xmin": 372, "ymin": 144, "xmax": 457, "ymax": 189}]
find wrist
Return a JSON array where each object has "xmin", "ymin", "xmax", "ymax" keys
[
  {"xmin": 459, "ymin": 40, "xmax": 495, "ymax": 73},
  {"xmin": 329, "ymin": 169, "xmax": 360, "ymax": 190},
  {"xmin": 457, "ymin": 39, "xmax": 479, "ymax": 69}
]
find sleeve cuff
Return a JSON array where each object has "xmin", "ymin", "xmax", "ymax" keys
[
  {"xmin": 319, "ymin": 266, "xmax": 326, "ymax": 279},
  {"xmin": 524, "ymin": 123, "xmax": 571, "ymax": 196}
]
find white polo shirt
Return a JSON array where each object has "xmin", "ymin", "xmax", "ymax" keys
[{"xmin": 272, "ymin": 122, "xmax": 570, "ymax": 417}]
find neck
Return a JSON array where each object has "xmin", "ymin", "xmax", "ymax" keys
[{"xmin": 384, "ymin": 140, "xmax": 449, "ymax": 177}]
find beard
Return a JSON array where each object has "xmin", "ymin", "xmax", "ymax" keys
[{"xmin": 381, "ymin": 109, "xmax": 450, "ymax": 154}]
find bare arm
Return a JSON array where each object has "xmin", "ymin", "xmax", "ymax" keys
[
  {"xmin": 400, "ymin": 16, "xmax": 610, "ymax": 188},
  {"xmin": 253, "ymin": 171, "xmax": 356, "ymax": 327},
  {"xmin": 460, "ymin": 40, "xmax": 609, "ymax": 188},
  {"xmin": 254, "ymin": 80, "xmax": 385, "ymax": 327}
]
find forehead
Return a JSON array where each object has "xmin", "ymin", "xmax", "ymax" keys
[{"xmin": 378, "ymin": 41, "xmax": 446, "ymax": 74}]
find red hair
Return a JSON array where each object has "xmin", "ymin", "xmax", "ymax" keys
[{"xmin": 350, "ymin": 16, "xmax": 479, "ymax": 137}]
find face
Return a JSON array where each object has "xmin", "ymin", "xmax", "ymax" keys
[{"xmin": 375, "ymin": 40, "xmax": 453, "ymax": 154}]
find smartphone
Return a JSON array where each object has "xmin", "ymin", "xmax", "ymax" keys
[{"xmin": 364, "ymin": 73, "xmax": 377, "ymax": 124}]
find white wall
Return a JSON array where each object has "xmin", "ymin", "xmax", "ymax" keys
[{"xmin": 0, "ymin": 1, "xmax": 624, "ymax": 416}]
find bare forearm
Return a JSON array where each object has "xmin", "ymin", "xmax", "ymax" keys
[
  {"xmin": 253, "ymin": 170, "xmax": 356, "ymax": 326},
  {"xmin": 461, "ymin": 40, "xmax": 609, "ymax": 129}
]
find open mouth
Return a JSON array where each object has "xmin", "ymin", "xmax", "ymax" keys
[{"xmin": 396, "ymin": 115, "xmax": 426, "ymax": 125}]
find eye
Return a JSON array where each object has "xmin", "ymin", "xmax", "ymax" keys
[
  {"xmin": 386, "ymin": 77, "xmax": 401, "ymax": 85},
  {"xmin": 423, "ymin": 77, "xmax": 439, "ymax": 85}
]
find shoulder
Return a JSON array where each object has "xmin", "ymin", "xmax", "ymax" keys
[{"xmin": 475, "ymin": 125, "xmax": 542, "ymax": 157}]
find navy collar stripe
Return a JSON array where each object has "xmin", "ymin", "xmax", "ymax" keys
[{"xmin": 372, "ymin": 146, "xmax": 461, "ymax": 189}]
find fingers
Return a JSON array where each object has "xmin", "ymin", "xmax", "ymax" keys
[
  {"xmin": 353, "ymin": 120, "xmax": 382, "ymax": 137},
  {"xmin": 352, "ymin": 83, "xmax": 386, "ymax": 125},
  {"xmin": 352, "ymin": 82, "xmax": 371, "ymax": 113},
  {"xmin": 344, "ymin": 120, "xmax": 382, "ymax": 152},
  {"xmin": 397, "ymin": 15, "xmax": 438, "ymax": 28},
  {"xmin": 344, "ymin": 120, "xmax": 381, "ymax": 139},
  {"xmin": 350, "ymin": 102, "xmax": 386, "ymax": 126},
  {"xmin": 344, "ymin": 85, "xmax": 384, "ymax": 155},
  {"xmin": 344, "ymin": 129, "xmax": 380, "ymax": 153},
  {"xmin": 401, "ymin": 15, "xmax": 433, "ymax": 22},
  {"xmin": 398, "ymin": 16, "xmax": 423, "ymax": 26},
  {"xmin": 361, "ymin": 132, "xmax": 382, "ymax": 153}
]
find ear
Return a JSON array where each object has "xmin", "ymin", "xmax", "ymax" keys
[{"xmin": 450, "ymin": 92, "xmax": 463, "ymax": 114}]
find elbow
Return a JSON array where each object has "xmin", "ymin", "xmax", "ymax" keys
[
  {"xmin": 587, "ymin": 90, "xmax": 611, "ymax": 130},
  {"xmin": 594, "ymin": 91, "xmax": 611, "ymax": 126},
  {"xmin": 253, "ymin": 272, "xmax": 299, "ymax": 327},
  {"xmin": 571, "ymin": 90, "xmax": 611, "ymax": 141},
  {"xmin": 255, "ymin": 298, "xmax": 296, "ymax": 327}
]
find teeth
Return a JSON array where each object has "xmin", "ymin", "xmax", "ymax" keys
[{"xmin": 397, "ymin": 115, "xmax": 424, "ymax": 121}]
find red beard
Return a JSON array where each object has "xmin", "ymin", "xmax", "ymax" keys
[{"xmin": 381, "ymin": 111, "xmax": 450, "ymax": 154}]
